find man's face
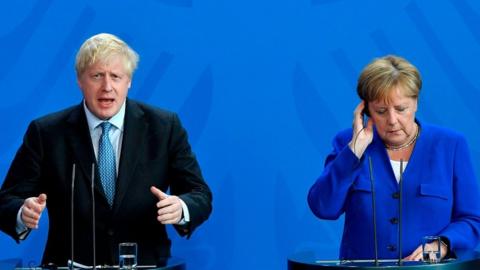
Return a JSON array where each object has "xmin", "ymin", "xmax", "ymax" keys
[{"xmin": 77, "ymin": 56, "xmax": 131, "ymax": 120}]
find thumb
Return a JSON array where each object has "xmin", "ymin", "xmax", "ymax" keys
[
  {"xmin": 150, "ymin": 186, "xmax": 168, "ymax": 200},
  {"xmin": 37, "ymin": 193, "xmax": 47, "ymax": 205}
]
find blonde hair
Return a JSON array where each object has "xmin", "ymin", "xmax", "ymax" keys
[
  {"xmin": 357, "ymin": 55, "xmax": 421, "ymax": 102},
  {"xmin": 75, "ymin": 33, "xmax": 139, "ymax": 77}
]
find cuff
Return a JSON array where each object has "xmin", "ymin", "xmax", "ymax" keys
[
  {"xmin": 16, "ymin": 206, "xmax": 29, "ymax": 240},
  {"xmin": 177, "ymin": 198, "xmax": 190, "ymax": 225}
]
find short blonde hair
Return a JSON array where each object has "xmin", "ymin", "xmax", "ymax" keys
[
  {"xmin": 75, "ymin": 33, "xmax": 139, "ymax": 77},
  {"xmin": 357, "ymin": 55, "xmax": 421, "ymax": 102}
]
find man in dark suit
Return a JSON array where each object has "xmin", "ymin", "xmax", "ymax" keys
[{"xmin": 0, "ymin": 33, "xmax": 212, "ymax": 267}]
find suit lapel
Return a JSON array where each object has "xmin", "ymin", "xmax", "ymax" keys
[
  {"xmin": 113, "ymin": 100, "xmax": 148, "ymax": 214},
  {"xmin": 66, "ymin": 104, "xmax": 109, "ymax": 205}
]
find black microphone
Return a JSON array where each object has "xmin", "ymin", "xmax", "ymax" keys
[
  {"xmin": 368, "ymin": 156, "xmax": 379, "ymax": 266},
  {"xmin": 70, "ymin": 164, "xmax": 76, "ymax": 270},
  {"xmin": 398, "ymin": 159, "xmax": 404, "ymax": 266},
  {"xmin": 90, "ymin": 163, "xmax": 97, "ymax": 270}
]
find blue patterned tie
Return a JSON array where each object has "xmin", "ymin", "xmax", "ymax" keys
[{"xmin": 98, "ymin": 122, "xmax": 116, "ymax": 206}]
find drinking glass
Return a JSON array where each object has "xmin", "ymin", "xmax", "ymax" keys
[
  {"xmin": 422, "ymin": 236, "xmax": 441, "ymax": 263},
  {"xmin": 119, "ymin": 242, "xmax": 137, "ymax": 269}
]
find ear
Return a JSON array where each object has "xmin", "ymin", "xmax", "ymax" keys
[
  {"xmin": 127, "ymin": 76, "xmax": 132, "ymax": 89},
  {"xmin": 77, "ymin": 76, "xmax": 84, "ymax": 93}
]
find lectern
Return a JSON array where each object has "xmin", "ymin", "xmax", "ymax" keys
[
  {"xmin": 288, "ymin": 250, "xmax": 480, "ymax": 270},
  {"xmin": 0, "ymin": 257, "xmax": 185, "ymax": 270}
]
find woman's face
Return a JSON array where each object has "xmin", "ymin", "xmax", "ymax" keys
[{"xmin": 368, "ymin": 86, "xmax": 418, "ymax": 147}]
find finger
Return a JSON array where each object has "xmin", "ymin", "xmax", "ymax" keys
[
  {"xmin": 440, "ymin": 242, "xmax": 448, "ymax": 259},
  {"xmin": 156, "ymin": 196, "xmax": 179, "ymax": 208},
  {"xmin": 34, "ymin": 194, "xmax": 48, "ymax": 213},
  {"xmin": 158, "ymin": 217, "xmax": 180, "ymax": 224},
  {"xmin": 23, "ymin": 217, "xmax": 40, "ymax": 229},
  {"xmin": 25, "ymin": 198, "xmax": 44, "ymax": 214},
  {"xmin": 23, "ymin": 207, "xmax": 41, "ymax": 220},
  {"xmin": 150, "ymin": 186, "xmax": 168, "ymax": 200},
  {"xmin": 352, "ymin": 102, "xmax": 365, "ymax": 127},
  {"xmin": 37, "ymin": 193, "xmax": 47, "ymax": 205},
  {"xmin": 404, "ymin": 246, "xmax": 419, "ymax": 261},
  {"xmin": 354, "ymin": 101, "xmax": 365, "ymax": 115},
  {"xmin": 410, "ymin": 246, "xmax": 423, "ymax": 261},
  {"xmin": 157, "ymin": 203, "xmax": 181, "ymax": 216},
  {"xmin": 21, "ymin": 210, "xmax": 40, "ymax": 229},
  {"xmin": 403, "ymin": 254, "xmax": 414, "ymax": 261},
  {"xmin": 157, "ymin": 210, "xmax": 181, "ymax": 221},
  {"xmin": 22, "ymin": 214, "xmax": 39, "ymax": 227},
  {"xmin": 157, "ymin": 211, "xmax": 182, "ymax": 224},
  {"xmin": 407, "ymin": 255, "xmax": 421, "ymax": 262},
  {"xmin": 24, "ymin": 221, "xmax": 39, "ymax": 229}
]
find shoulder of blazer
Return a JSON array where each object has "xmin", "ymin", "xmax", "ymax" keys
[
  {"xmin": 32, "ymin": 103, "xmax": 83, "ymax": 127},
  {"xmin": 418, "ymin": 121, "xmax": 465, "ymax": 145},
  {"xmin": 126, "ymin": 99, "xmax": 179, "ymax": 125}
]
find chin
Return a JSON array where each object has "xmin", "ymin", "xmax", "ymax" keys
[
  {"xmin": 94, "ymin": 111, "xmax": 114, "ymax": 120},
  {"xmin": 386, "ymin": 139, "xmax": 405, "ymax": 146}
]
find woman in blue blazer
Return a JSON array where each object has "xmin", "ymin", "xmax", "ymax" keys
[{"xmin": 308, "ymin": 55, "xmax": 480, "ymax": 261}]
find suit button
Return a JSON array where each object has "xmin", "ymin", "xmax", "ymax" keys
[
  {"xmin": 107, "ymin": 229, "xmax": 114, "ymax": 236},
  {"xmin": 392, "ymin": 192, "xmax": 400, "ymax": 199},
  {"xmin": 387, "ymin": 244, "xmax": 396, "ymax": 251},
  {"xmin": 390, "ymin": 217, "xmax": 399, "ymax": 224}
]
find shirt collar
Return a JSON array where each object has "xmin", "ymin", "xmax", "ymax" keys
[{"xmin": 83, "ymin": 100, "xmax": 126, "ymax": 132}]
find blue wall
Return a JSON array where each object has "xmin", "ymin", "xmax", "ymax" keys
[{"xmin": 1, "ymin": 0, "xmax": 480, "ymax": 269}]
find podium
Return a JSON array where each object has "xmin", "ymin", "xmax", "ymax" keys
[
  {"xmin": 1, "ymin": 257, "xmax": 185, "ymax": 270},
  {"xmin": 288, "ymin": 250, "xmax": 480, "ymax": 270}
]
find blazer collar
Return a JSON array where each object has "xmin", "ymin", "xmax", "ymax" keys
[
  {"xmin": 112, "ymin": 99, "xmax": 148, "ymax": 214},
  {"xmin": 369, "ymin": 118, "xmax": 423, "ymax": 185},
  {"xmin": 65, "ymin": 103, "xmax": 106, "ymax": 199}
]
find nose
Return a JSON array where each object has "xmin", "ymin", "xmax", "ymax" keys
[
  {"xmin": 386, "ymin": 111, "xmax": 398, "ymax": 126},
  {"xmin": 102, "ymin": 76, "xmax": 113, "ymax": 92}
]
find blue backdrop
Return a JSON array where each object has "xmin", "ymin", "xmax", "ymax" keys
[{"xmin": 1, "ymin": 0, "xmax": 480, "ymax": 269}]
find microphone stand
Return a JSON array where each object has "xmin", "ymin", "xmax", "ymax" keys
[
  {"xmin": 398, "ymin": 159, "xmax": 404, "ymax": 266},
  {"xmin": 368, "ymin": 156, "xmax": 379, "ymax": 266},
  {"xmin": 70, "ymin": 164, "xmax": 76, "ymax": 270},
  {"xmin": 91, "ymin": 164, "xmax": 97, "ymax": 270}
]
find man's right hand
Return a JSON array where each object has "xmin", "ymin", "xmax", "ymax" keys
[{"xmin": 21, "ymin": 193, "xmax": 47, "ymax": 229}]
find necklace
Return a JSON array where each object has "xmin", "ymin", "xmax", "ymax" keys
[{"xmin": 385, "ymin": 124, "xmax": 420, "ymax": 151}]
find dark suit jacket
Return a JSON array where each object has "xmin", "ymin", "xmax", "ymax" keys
[{"xmin": 0, "ymin": 99, "xmax": 212, "ymax": 266}]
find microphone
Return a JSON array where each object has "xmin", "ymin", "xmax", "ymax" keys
[
  {"xmin": 91, "ymin": 163, "xmax": 97, "ymax": 270},
  {"xmin": 368, "ymin": 156, "xmax": 379, "ymax": 266},
  {"xmin": 398, "ymin": 159, "xmax": 404, "ymax": 266},
  {"xmin": 70, "ymin": 164, "xmax": 76, "ymax": 270}
]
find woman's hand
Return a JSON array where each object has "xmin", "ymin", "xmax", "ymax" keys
[
  {"xmin": 348, "ymin": 101, "xmax": 373, "ymax": 158},
  {"xmin": 404, "ymin": 240, "xmax": 448, "ymax": 262}
]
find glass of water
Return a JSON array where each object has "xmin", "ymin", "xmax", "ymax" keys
[
  {"xmin": 422, "ymin": 236, "xmax": 441, "ymax": 263},
  {"xmin": 119, "ymin": 242, "xmax": 137, "ymax": 269}
]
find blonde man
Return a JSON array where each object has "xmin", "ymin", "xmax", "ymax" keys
[{"xmin": 0, "ymin": 33, "xmax": 212, "ymax": 266}]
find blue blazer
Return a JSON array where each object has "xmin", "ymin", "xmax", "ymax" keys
[{"xmin": 308, "ymin": 120, "xmax": 480, "ymax": 260}]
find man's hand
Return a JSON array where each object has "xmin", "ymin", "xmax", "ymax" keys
[
  {"xmin": 150, "ymin": 186, "xmax": 183, "ymax": 224},
  {"xmin": 21, "ymin": 193, "xmax": 47, "ymax": 229}
]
